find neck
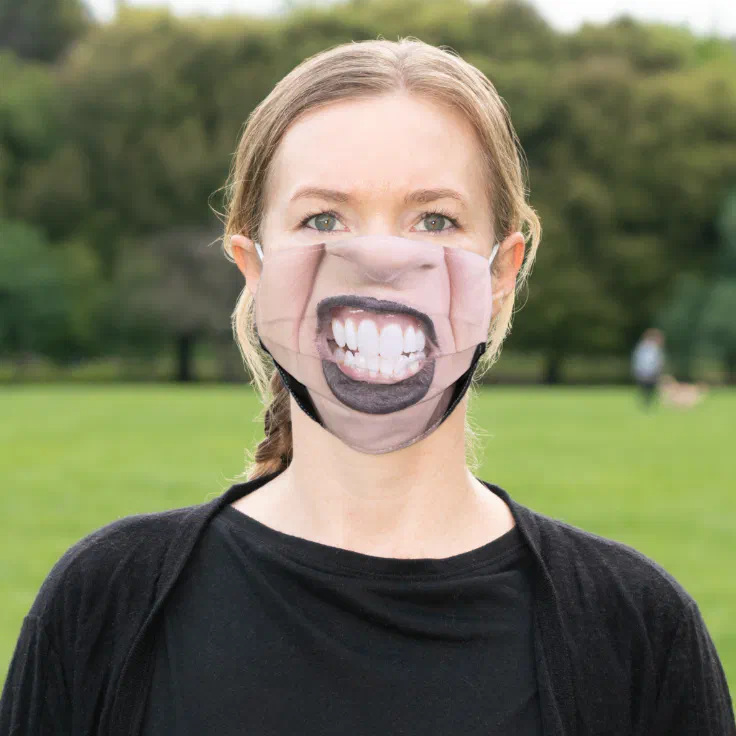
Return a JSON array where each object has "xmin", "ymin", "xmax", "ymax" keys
[{"xmin": 245, "ymin": 396, "xmax": 515, "ymax": 559}]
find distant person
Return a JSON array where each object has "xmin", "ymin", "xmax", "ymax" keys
[{"xmin": 631, "ymin": 328, "xmax": 665, "ymax": 408}]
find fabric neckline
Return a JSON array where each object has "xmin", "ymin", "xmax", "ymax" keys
[{"xmin": 219, "ymin": 495, "xmax": 525, "ymax": 579}]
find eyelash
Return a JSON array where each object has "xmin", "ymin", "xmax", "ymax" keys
[{"xmin": 298, "ymin": 208, "xmax": 461, "ymax": 234}]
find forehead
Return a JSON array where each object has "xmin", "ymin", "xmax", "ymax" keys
[{"xmin": 265, "ymin": 92, "xmax": 488, "ymax": 206}]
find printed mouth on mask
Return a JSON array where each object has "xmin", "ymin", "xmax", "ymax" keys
[{"xmin": 316, "ymin": 295, "xmax": 436, "ymax": 415}]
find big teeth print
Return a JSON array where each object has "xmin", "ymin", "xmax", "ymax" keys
[
  {"xmin": 345, "ymin": 319, "xmax": 358, "ymax": 351},
  {"xmin": 357, "ymin": 320, "xmax": 379, "ymax": 357},
  {"xmin": 332, "ymin": 319, "xmax": 346, "ymax": 348},
  {"xmin": 379, "ymin": 324, "xmax": 403, "ymax": 358}
]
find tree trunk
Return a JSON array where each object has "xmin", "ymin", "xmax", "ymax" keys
[
  {"xmin": 673, "ymin": 356, "xmax": 694, "ymax": 384},
  {"xmin": 217, "ymin": 339, "xmax": 243, "ymax": 383},
  {"xmin": 176, "ymin": 333, "xmax": 195, "ymax": 382},
  {"xmin": 544, "ymin": 353, "xmax": 564, "ymax": 385},
  {"xmin": 726, "ymin": 352, "xmax": 736, "ymax": 385}
]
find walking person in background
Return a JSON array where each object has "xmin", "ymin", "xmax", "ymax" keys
[{"xmin": 631, "ymin": 328, "xmax": 666, "ymax": 408}]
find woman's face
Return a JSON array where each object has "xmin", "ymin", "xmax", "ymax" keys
[{"xmin": 237, "ymin": 91, "xmax": 523, "ymax": 451}]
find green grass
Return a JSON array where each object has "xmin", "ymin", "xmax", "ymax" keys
[{"xmin": 1, "ymin": 384, "xmax": 734, "ymax": 696}]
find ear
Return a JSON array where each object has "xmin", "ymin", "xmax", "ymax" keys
[
  {"xmin": 230, "ymin": 234, "xmax": 262, "ymax": 296},
  {"xmin": 492, "ymin": 231, "xmax": 525, "ymax": 306}
]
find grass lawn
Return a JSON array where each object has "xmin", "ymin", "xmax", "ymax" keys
[{"xmin": 1, "ymin": 384, "xmax": 734, "ymax": 695}]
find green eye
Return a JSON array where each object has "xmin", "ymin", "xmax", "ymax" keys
[
  {"xmin": 422, "ymin": 214, "xmax": 449, "ymax": 231},
  {"xmin": 314, "ymin": 214, "xmax": 337, "ymax": 231}
]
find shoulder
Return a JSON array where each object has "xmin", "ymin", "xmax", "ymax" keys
[
  {"xmin": 484, "ymin": 480, "xmax": 697, "ymax": 619},
  {"xmin": 27, "ymin": 503, "xmax": 205, "ymax": 630},
  {"xmin": 529, "ymin": 506, "xmax": 696, "ymax": 631}
]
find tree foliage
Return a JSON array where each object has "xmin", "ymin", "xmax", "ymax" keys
[
  {"xmin": 0, "ymin": 0, "xmax": 90, "ymax": 62},
  {"xmin": 698, "ymin": 192, "xmax": 736, "ymax": 380},
  {"xmin": 0, "ymin": 220, "xmax": 65, "ymax": 359},
  {"xmin": 3, "ymin": 0, "xmax": 736, "ymax": 381}
]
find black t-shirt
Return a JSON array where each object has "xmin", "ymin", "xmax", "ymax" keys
[{"xmin": 141, "ymin": 499, "xmax": 543, "ymax": 735}]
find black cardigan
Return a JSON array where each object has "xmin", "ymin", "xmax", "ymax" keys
[{"xmin": 1, "ymin": 472, "xmax": 734, "ymax": 735}]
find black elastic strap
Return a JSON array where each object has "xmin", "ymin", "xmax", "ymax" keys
[
  {"xmin": 441, "ymin": 342, "xmax": 487, "ymax": 422},
  {"xmin": 258, "ymin": 338, "xmax": 323, "ymax": 425}
]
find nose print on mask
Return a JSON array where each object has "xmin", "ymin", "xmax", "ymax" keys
[{"xmin": 254, "ymin": 234, "xmax": 498, "ymax": 454}]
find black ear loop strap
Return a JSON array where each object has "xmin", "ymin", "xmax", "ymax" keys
[{"xmin": 258, "ymin": 336, "xmax": 323, "ymax": 425}]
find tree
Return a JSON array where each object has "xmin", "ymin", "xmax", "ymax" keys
[
  {"xmin": 658, "ymin": 192, "xmax": 736, "ymax": 383},
  {"xmin": 3, "ymin": 2, "xmax": 736, "ymax": 379},
  {"xmin": 699, "ymin": 281, "xmax": 736, "ymax": 383},
  {"xmin": 107, "ymin": 226, "xmax": 242, "ymax": 382},
  {"xmin": 0, "ymin": 0, "xmax": 91, "ymax": 63},
  {"xmin": 0, "ymin": 51, "xmax": 63, "ymax": 221},
  {"xmin": 507, "ymin": 24, "xmax": 736, "ymax": 378},
  {"xmin": 0, "ymin": 220, "xmax": 67, "ymax": 373},
  {"xmin": 698, "ymin": 192, "xmax": 736, "ymax": 382},
  {"xmin": 657, "ymin": 273, "xmax": 708, "ymax": 382}
]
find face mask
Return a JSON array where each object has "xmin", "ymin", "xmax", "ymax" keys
[{"xmin": 252, "ymin": 234, "xmax": 500, "ymax": 454}]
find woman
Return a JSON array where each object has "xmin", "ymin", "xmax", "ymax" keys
[{"xmin": 1, "ymin": 38, "xmax": 733, "ymax": 736}]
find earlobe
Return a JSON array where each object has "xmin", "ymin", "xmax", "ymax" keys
[{"xmin": 230, "ymin": 234, "xmax": 262, "ymax": 295}]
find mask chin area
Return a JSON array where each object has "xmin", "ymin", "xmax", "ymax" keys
[{"xmin": 259, "ymin": 337, "xmax": 487, "ymax": 453}]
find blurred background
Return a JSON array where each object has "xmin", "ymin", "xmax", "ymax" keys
[{"xmin": 1, "ymin": 0, "xmax": 734, "ymax": 694}]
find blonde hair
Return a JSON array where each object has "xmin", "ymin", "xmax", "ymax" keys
[{"xmin": 222, "ymin": 37, "xmax": 541, "ymax": 480}]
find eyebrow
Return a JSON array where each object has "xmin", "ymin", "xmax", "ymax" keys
[{"xmin": 289, "ymin": 186, "xmax": 469, "ymax": 209}]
